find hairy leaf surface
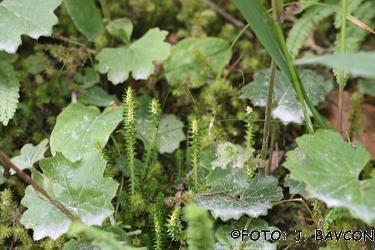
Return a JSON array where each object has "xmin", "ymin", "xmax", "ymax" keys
[
  {"xmin": 21, "ymin": 151, "xmax": 118, "ymax": 240},
  {"xmin": 211, "ymin": 142, "xmax": 254, "ymax": 170},
  {"xmin": 284, "ymin": 129, "xmax": 375, "ymax": 224},
  {"xmin": 241, "ymin": 69, "xmax": 329, "ymax": 124},
  {"xmin": 215, "ymin": 218, "xmax": 277, "ymax": 250},
  {"xmin": 0, "ymin": 0, "xmax": 62, "ymax": 53},
  {"xmin": 195, "ymin": 171, "xmax": 282, "ymax": 221}
]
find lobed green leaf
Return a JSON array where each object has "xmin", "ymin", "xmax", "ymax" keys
[
  {"xmin": 10, "ymin": 139, "xmax": 49, "ymax": 174},
  {"xmin": 284, "ymin": 129, "xmax": 375, "ymax": 224},
  {"xmin": 21, "ymin": 151, "xmax": 118, "ymax": 240},
  {"xmin": 0, "ymin": 0, "xmax": 62, "ymax": 53},
  {"xmin": 96, "ymin": 28, "xmax": 170, "ymax": 85},
  {"xmin": 241, "ymin": 69, "xmax": 330, "ymax": 124},
  {"xmin": 195, "ymin": 171, "xmax": 283, "ymax": 221}
]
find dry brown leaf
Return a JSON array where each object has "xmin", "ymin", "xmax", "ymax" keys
[
  {"xmin": 266, "ymin": 146, "xmax": 284, "ymax": 173},
  {"xmin": 321, "ymin": 90, "xmax": 375, "ymax": 160}
]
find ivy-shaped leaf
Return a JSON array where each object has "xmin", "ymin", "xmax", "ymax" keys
[
  {"xmin": 20, "ymin": 151, "xmax": 118, "ymax": 240},
  {"xmin": 164, "ymin": 37, "xmax": 231, "ymax": 88},
  {"xmin": 211, "ymin": 142, "xmax": 254, "ymax": 169},
  {"xmin": 0, "ymin": 0, "xmax": 62, "ymax": 53},
  {"xmin": 215, "ymin": 218, "xmax": 277, "ymax": 250},
  {"xmin": 0, "ymin": 60, "xmax": 20, "ymax": 126},
  {"xmin": 50, "ymin": 104, "xmax": 122, "ymax": 162},
  {"xmin": 64, "ymin": 0, "xmax": 104, "ymax": 41},
  {"xmin": 96, "ymin": 28, "xmax": 170, "ymax": 85},
  {"xmin": 10, "ymin": 139, "xmax": 49, "ymax": 174},
  {"xmin": 241, "ymin": 69, "xmax": 329, "ymax": 124},
  {"xmin": 195, "ymin": 171, "xmax": 283, "ymax": 221},
  {"xmin": 283, "ymin": 129, "xmax": 375, "ymax": 224}
]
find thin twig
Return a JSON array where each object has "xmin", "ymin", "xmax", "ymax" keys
[
  {"xmin": 200, "ymin": 0, "xmax": 254, "ymax": 40},
  {"xmin": 175, "ymin": 169, "xmax": 194, "ymax": 197},
  {"xmin": 0, "ymin": 150, "xmax": 80, "ymax": 222},
  {"xmin": 237, "ymin": 217, "xmax": 253, "ymax": 250},
  {"xmin": 223, "ymin": 56, "xmax": 242, "ymax": 79}
]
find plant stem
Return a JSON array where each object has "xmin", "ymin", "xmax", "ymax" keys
[
  {"xmin": 261, "ymin": 0, "xmax": 280, "ymax": 167},
  {"xmin": 261, "ymin": 60, "xmax": 276, "ymax": 165},
  {"xmin": 200, "ymin": 0, "xmax": 253, "ymax": 40},
  {"xmin": 215, "ymin": 24, "xmax": 250, "ymax": 82},
  {"xmin": 274, "ymin": 25, "xmax": 315, "ymax": 133},
  {"xmin": 337, "ymin": 0, "xmax": 348, "ymax": 132},
  {"xmin": 237, "ymin": 217, "xmax": 252, "ymax": 250},
  {"xmin": 0, "ymin": 150, "xmax": 80, "ymax": 222},
  {"xmin": 123, "ymin": 87, "xmax": 137, "ymax": 196},
  {"xmin": 99, "ymin": 0, "xmax": 111, "ymax": 20},
  {"xmin": 272, "ymin": 198, "xmax": 320, "ymax": 229},
  {"xmin": 190, "ymin": 118, "xmax": 200, "ymax": 192},
  {"xmin": 266, "ymin": 123, "xmax": 277, "ymax": 175}
]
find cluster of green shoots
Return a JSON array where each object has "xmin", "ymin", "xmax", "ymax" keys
[{"xmin": 118, "ymin": 85, "xmax": 264, "ymax": 248}]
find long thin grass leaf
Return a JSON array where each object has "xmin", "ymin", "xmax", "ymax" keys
[{"xmin": 233, "ymin": 0, "xmax": 291, "ymax": 79}]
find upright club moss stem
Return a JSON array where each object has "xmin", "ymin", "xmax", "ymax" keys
[
  {"xmin": 141, "ymin": 99, "xmax": 161, "ymax": 180},
  {"xmin": 123, "ymin": 87, "xmax": 137, "ymax": 196},
  {"xmin": 190, "ymin": 117, "xmax": 200, "ymax": 192}
]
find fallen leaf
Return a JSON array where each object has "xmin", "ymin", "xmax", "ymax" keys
[{"xmin": 321, "ymin": 90, "xmax": 375, "ymax": 160}]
